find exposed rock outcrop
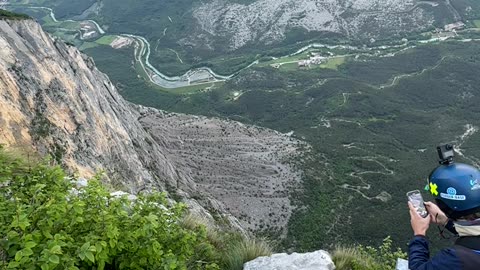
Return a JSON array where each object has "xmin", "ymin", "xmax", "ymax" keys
[
  {"xmin": 193, "ymin": 0, "xmax": 434, "ymax": 50},
  {"xmin": 243, "ymin": 250, "xmax": 335, "ymax": 270},
  {"xmin": 0, "ymin": 18, "xmax": 304, "ymax": 233},
  {"xmin": 0, "ymin": 19, "xmax": 183, "ymax": 193},
  {"xmin": 137, "ymin": 106, "xmax": 303, "ymax": 232}
]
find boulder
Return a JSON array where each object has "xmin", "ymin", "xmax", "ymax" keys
[{"xmin": 244, "ymin": 250, "xmax": 335, "ymax": 270}]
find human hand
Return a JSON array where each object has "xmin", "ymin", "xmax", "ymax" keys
[
  {"xmin": 408, "ymin": 202, "xmax": 430, "ymax": 236},
  {"xmin": 424, "ymin": 201, "xmax": 448, "ymax": 225}
]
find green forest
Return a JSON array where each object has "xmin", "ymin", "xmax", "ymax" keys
[{"xmin": 87, "ymin": 41, "xmax": 480, "ymax": 252}]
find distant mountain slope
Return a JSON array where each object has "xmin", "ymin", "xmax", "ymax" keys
[
  {"xmin": 89, "ymin": 0, "xmax": 452, "ymax": 51},
  {"xmin": 193, "ymin": 0, "xmax": 435, "ymax": 50},
  {"xmin": 4, "ymin": 0, "xmax": 464, "ymax": 76}
]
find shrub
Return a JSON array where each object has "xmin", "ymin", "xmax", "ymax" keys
[
  {"xmin": 0, "ymin": 9, "xmax": 31, "ymax": 20},
  {"xmin": 223, "ymin": 236, "xmax": 273, "ymax": 270},
  {"xmin": 179, "ymin": 213, "xmax": 274, "ymax": 270},
  {"xmin": 0, "ymin": 146, "xmax": 220, "ymax": 269},
  {"xmin": 333, "ymin": 237, "xmax": 407, "ymax": 270}
]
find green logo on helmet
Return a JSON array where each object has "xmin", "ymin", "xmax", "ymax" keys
[{"xmin": 429, "ymin": 182, "xmax": 438, "ymax": 196}]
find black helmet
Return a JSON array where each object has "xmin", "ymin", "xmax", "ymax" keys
[{"xmin": 428, "ymin": 163, "xmax": 480, "ymax": 220}]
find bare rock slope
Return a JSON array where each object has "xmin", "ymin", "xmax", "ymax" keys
[
  {"xmin": 0, "ymin": 18, "xmax": 303, "ymax": 232},
  {"xmin": 138, "ymin": 107, "xmax": 303, "ymax": 232},
  {"xmin": 193, "ymin": 0, "xmax": 436, "ymax": 50}
]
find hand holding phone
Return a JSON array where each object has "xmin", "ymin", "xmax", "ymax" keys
[{"xmin": 407, "ymin": 190, "xmax": 428, "ymax": 218}]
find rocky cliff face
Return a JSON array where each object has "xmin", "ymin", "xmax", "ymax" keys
[
  {"xmin": 138, "ymin": 107, "xmax": 303, "ymax": 232},
  {"xmin": 0, "ymin": 19, "xmax": 184, "ymax": 193},
  {"xmin": 0, "ymin": 18, "xmax": 303, "ymax": 232}
]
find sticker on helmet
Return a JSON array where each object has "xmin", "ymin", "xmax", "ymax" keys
[
  {"xmin": 470, "ymin": 179, "xmax": 480, "ymax": 191},
  {"xmin": 440, "ymin": 187, "xmax": 466, "ymax": 201},
  {"xmin": 429, "ymin": 182, "xmax": 438, "ymax": 196}
]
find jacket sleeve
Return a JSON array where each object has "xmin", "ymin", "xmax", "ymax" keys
[
  {"xmin": 445, "ymin": 220, "xmax": 458, "ymax": 236},
  {"xmin": 408, "ymin": 236, "xmax": 462, "ymax": 270}
]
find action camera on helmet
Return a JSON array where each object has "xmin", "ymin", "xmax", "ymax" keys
[
  {"xmin": 428, "ymin": 144, "xmax": 480, "ymax": 220},
  {"xmin": 437, "ymin": 144, "xmax": 454, "ymax": 165}
]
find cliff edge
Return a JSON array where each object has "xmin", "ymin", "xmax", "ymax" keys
[{"xmin": 0, "ymin": 18, "xmax": 304, "ymax": 232}]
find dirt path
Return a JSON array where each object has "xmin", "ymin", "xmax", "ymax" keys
[
  {"xmin": 378, "ymin": 56, "xmax": 448, "ymax": 89},
  {"xmin": 168, "ymin": 48, "xmax": 184, "ymax": 64},
  {"xmin": 445, "ymin": 0, "xmax": 462, "ymax": 22}
]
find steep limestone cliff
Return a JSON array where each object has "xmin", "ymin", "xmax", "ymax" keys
[
  {"xmin": 0, "ymin": 19, "xmax": 185, "ymax": 193},
  {"xmin": 0, "ymin": 18, "xmax": 303, "ymax": 232}
]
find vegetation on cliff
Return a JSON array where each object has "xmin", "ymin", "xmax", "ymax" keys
[
  {"xmin": 333, "ymin": 237, "xmax": 407, "ymax": 270},
  {"xmin": 0, "ymin": 9, "xmax": 30, "ymax": 20},
  {"xmin": 0, "ymin": 147, "xmax": 271, "ymax": 270},
  {"xmin": 94, "ymin": 40, "xmax": 480, "ymax": 252}
]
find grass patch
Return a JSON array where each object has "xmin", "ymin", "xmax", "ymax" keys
[
  {"xmin": 79, "ymin": 41, "xmax": 99, "ymax": 51},
  {"xmin": 332, "ymin": 237, "xmax": 407, "ymax": 270},
  {"xmin": 224, "ymin": 237, "xmax": 273, "ymax": 270},
  {"xmin": 40, "ymin": 13, "xmax": 56, "ymax": 26},
  {"xmin": 259, "ymin": 52, "xmax": 310, "ymax": 67},
  {"xmin": 320, "ymin": 56, "xmax": 346, "ymax": 70},
  {"xmin": 179, "ymin": 213, "xmax": 273, "ymax": 270},
  {"xmin": 95, "ymin": 35, "xmax": 117, "ymax": 45},
  {"xmin": 278, "ymin": 62, "xmax": 300, "ymax": 71},
  {"xmin": 474, "ymin": 20, "xmax": 480, "ymax": 28},
  {"xmin": 333, "ymin": 247, "xmax": 379, "ymax": 270}
]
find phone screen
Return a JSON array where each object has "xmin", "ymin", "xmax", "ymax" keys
[{"xmin": 407, "ymin": 190, "xmax": 428, "ymax": 218}]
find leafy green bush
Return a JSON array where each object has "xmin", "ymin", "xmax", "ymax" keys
[
  {"xmin": 333, "ymin": 237, "xmax": 407, "ymax": 270},
  {"xmin": 0, "ymin": 146, "xmax": 219, "ymax": 270}
]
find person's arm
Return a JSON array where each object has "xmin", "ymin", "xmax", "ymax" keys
[
  {"xmin": 408, "ymin": 236, "xmax": 431, "ymax": 269},
  {"xmin": 407, "ymin": 202, "xmax": 461, "ymax": 270},
  {"xmin": 408, "ymin": 237, "xmax": 461, "ymax": 270},
  {"xmin": 424, "ymin": 201, "xmax": 458, "ymax": 236}
]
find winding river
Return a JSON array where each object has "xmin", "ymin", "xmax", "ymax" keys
[
  {"xmin": 5, "ymin": 4, "xmax": 242, "ymax": 88},
  {"xmin": 5, "ymin": 3, "xmax": 480, "ymax": 89}
]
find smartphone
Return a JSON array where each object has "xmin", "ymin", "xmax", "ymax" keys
[{"xmin": 406, "ymin": 190, "xmax": 428, "ymax": 218}]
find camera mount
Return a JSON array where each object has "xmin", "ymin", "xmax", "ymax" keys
[{"xmin": 437, "ymin": 144, "xmax": 455, "ymax": 165}]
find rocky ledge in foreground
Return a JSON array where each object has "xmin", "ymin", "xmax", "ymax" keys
[{"xmin": 244, "ymin": 250, "xmax": 335, "ymax": 270}]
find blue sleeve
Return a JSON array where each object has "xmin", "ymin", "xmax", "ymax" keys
[{"xmin": 408, "ymin": 236, "xmax": 462, "ymax": 270}]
